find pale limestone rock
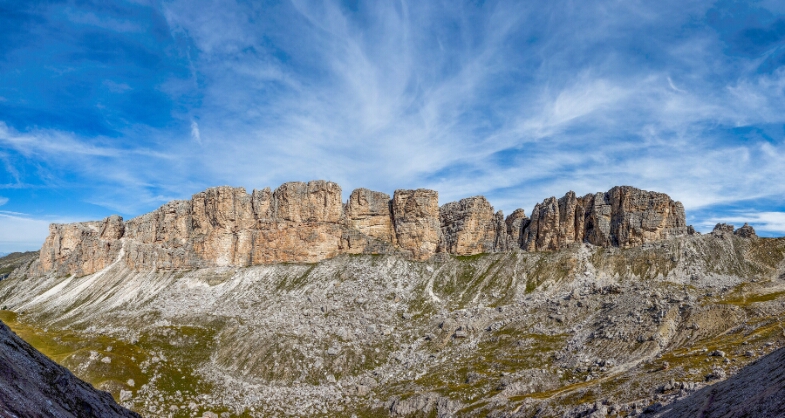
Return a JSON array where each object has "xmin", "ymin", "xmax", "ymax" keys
[
  {"xmin": 251, "ymin": 181, "xmax": 345, "ymax": 263},
  {"xmin": 342, "ymin": 188, "xmax": 397, "ymax": 255},
  {"xmin": 345, "ymin": 188, "xmax": 395, "ymax": 243},
  {"xmin": 100, "ymin": 215, "xmax": 125, "ymax": 240},
  {"xmin": 38, "ymin": 216, "xmax": 124, "ymax": 277},
  {"xmin": 556, "ymin": 191, "xmax": 588, "ymax": 247},
  {"xmin": 392, "ymin": 189, "xmax": 441, "ymax": 260},
  {"xmin": 191, "ymin": 186, "xmax": 256, "ymax": 267},
  {"xmin": 734, "ymin": 223, "xmax": 757, "ymax": 239},
  {"xmin": 123, "ymin": 200, "xmax": 194, "ymax": 271},
  {"xmin": 272, "ymin": 181, "xmax": 342, "ymax": 223},
  {"xmin": 124, "ymin": 200, "xmax": 191, "ymax": 245},
  {"xmin": 34, "ymin": 183, "xmax": 693, "ymax": 274},
  {"xmin": 251, "ymin": 187, "xmax": 273, "ymax": 221},
  {"xmin": 522, "ymin": 197, "xmax": 560, "ymax": 251},
  {"xmin": 584, "ymin": 192, "xmax": 613, "ymax": 247},
  {"xmin": 492, "ymin": 210, "xmax": 507, "ymax": 251},
  {"xmin": 439, "ymin": 196, "xmax": 499, "ymax": 255},
  {"xmin": 600, "ymin": 186, "xmax": 688, "ymax": 248},
  {"xmin": 250, "ymin": 222, "xmax": 345, "ymax": 263},
  {"xmin": 523, "ymin": 186, "xmax": 688, "ymax": 251},
  {"xmin": 712, "ymin": 223, "xmax": 735, "ymax": 235}
]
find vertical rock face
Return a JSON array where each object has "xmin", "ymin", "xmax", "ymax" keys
[
  {"xmin": 523, "ymin": 186, "xmax": 688, "ymax": 251},
  {"xmin": 123, "ymin": 200, "xmax": 194, "ymax": 270},
  {"xmin": 345, "ymin": 188, "xmax": 395, "ymax": 243},
  {"xmin": 439, "ymin": 196, "xmax": 501, "ymax": 255},
  {"xmin": 38, "ymin": 216, "xmax": 125, "ymax": 277},
  {"xmin": 556, "ymin": 191, "xmax": 588, "ymax": 247},
  {"xmin": 34, "ymin": 183, "xmax": 692, "ymax": 274},
  {"xmin": 522, "ymin": 197, "xmax": 559, "ymax": 251},
  {"xmin": 603, "ymin": 186, "xmax": 688, "ymax": 247},
  {"xmin": 505, "ymin": 209, "xmax": 529, "ymax": 250},
  {"xmin": 251, "ymin": 181, "xmax": 346, "ymax": 263},
  {"xmin": 342, "ymin": 188, "xmax": 397, "ymax": 255},
  {"xmin": 584, "ymin": 192, "xmax": 613, "ymax": 247},
  {"xmin": 251, "ymin": 187, "xmax": 273, "ymax": 221},
  {"xmin": 191, "ymin": 186, "xmax": 257, "ymax": 267},
  {"xmin": 392, "ymin": 189, "xmax": 442, "ymax": 260},
  {"xmin": 272, "ymin": 181, "xmax": 343, "ymax": 223}
]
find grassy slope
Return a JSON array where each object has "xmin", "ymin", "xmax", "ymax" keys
[{"xmin": 2, "ymin": 236, "xmax": 785, "ymax": 416}]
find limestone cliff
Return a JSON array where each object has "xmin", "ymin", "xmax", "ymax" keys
[
  {"xmin": 439, "ymin": 196, "xmax": 503, "ymax": 255},
  {"xmin": 391, "ymin": 189, "xmax": 442, "ymax": 260},
  {"xmin": 522, "ymin": 186, "xmax": 689, "ymax": 252},
  {"xmin": 33, "ymin": 183, "xmax": 691, "ymax": 275}
]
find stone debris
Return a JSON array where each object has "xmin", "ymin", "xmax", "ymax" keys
[{"xmin": 2, "ymin": 211, "xmax": 780, "ymax": 418}]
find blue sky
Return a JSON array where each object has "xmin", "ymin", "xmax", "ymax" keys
[{"xmin": 2, "ymin": 0, "xmax": 785, "ymax": 252}]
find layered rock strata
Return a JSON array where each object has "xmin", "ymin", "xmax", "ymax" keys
[
  {"xmin": 33, "ymin": 183, "xmax": 692, "ymax": 276},
  {"xmin": 439, "ymin": 196, "xmax": 502, "ymax": 255},
  {"xmin": 522, "ymin": 186, "xmax": 689, "ymax": 251},
  {"xmin": 391, "ymin": 189, "xmax": 442, "ymax": 260}
]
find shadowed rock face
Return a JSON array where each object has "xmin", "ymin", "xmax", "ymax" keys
[
  {"xmin": 0, "ymin": 320, "xmax": 140, "ymax": 418},
  {"xmin": 655, "ymin": 346, "xmax": 785, "ymax": 418},
  {"xmin": 523, "ymin": 186, "xmax": 689, "ymax": 252},
  {"xmin": 31, "ymin": 183, "xmax": 690, "ymax": 275},
  {"xmin": 504, "ymin": 208, "xmax": 529, "ymax": 249}
]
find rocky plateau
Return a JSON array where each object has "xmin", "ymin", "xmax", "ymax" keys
[
  {"xmin": 1, "ymin": 182, "xmax": 784, "ymax": 417},
  {"xmin": 32, "ymin": 182, "xmax": 689, "ymax": 276}
]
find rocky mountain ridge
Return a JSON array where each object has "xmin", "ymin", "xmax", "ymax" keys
[
  {"xmin": 34, "ymin": 182, "xmax": 690, "ymax": 277},
  {"xmin": 1, "ymin": 223, "xmax": 781, "ymax": 417}
]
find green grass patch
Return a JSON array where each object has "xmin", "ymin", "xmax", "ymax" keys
[
  {"xmin": 720, "ymin": 290, "xmax": 785, "ymax": 306},
  {"xmin": 0, "ymin": 310, "xmax": 222, "ymax": 417}
]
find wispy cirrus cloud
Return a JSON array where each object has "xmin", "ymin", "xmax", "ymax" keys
[
  {"xmin": 704, "ymin": 211, "xmax": 785, "ymax": 234},
  {"xmin": 1, "ymin": 0, "xmax": 785, "ymax": 253},
  {"xmin": 0, "ymin": 211, "xmax": 66, "ymax": 253}
]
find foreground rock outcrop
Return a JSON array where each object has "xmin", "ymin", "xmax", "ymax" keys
[
  {"xmin": 655, "ymin": 346, "xmax": 785, "ymax": 417},
  {"xmin": 31, "ymin": 182, "xmax": 692, "ymax": 276},
  {"xmin": 0, "ymin": 320, "xmax": 140, "ymax": 417}
]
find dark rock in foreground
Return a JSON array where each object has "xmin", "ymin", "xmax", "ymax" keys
[
  {"xmin": 656, "ymin": 346, "xmax": 785, "ymax": 417},
  {"xmin": 0, "ymin": 320, "xmax": 140, "ymax": 418}
]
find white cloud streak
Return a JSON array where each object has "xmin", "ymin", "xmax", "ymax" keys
[
  {"xmin": 5, "ymin": 0, "xmax": 785, "ymax": 238},
  {"xmin": 0, "ymin": 212, "xmax": 57, "ymax": 253},
  {"xmin": 704, "ymin": 212, "xmax": 785, "ymax": 237},
  {"xmin": 190, "ymin": 120, "xmax": 201, "ymax": 144},
  {"xmin": 157, "ymin": 0, "xmax": 785, "ymax": 218}
]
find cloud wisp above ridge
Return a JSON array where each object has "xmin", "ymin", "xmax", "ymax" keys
[{"xmin": 1, "ymin": 0, "xmax": 785, "ymax": 250}]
